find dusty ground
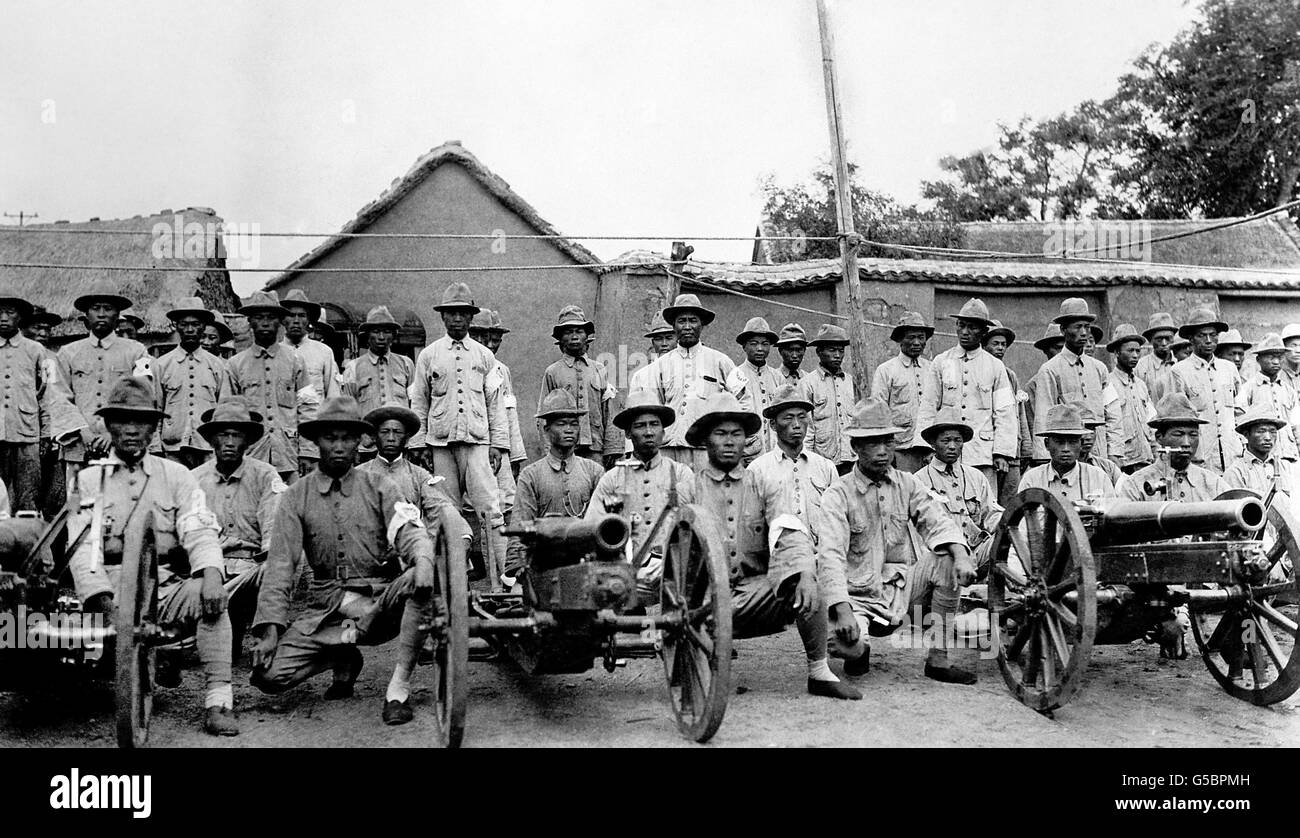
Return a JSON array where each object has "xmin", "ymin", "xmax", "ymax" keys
[{"xmin": 1, "ymin": 630, "xmax": 1295, "ymax": 748}]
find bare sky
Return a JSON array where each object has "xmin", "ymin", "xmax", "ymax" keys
[{"xmin": 0, "ymin": 0, "xmax": 1199, "ymax": 294}]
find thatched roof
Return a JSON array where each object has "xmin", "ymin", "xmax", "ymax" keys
[
  {"xmin": 0, "ymin": 207, "xmax": 239, "ymax": 339},
  {"xmin": 266, "ymin": 141, "xmax": 601, "ymax": 289}
]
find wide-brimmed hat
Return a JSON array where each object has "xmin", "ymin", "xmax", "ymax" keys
[
  {"xmin": 844, "ymin": 398, "xmax": 907, "ymax": 439},
  {"xmin": 433, "ymin": 282, "xmax": 480, "ymax": 314},
  {"xmin": 358, "ymin": 305, "xmax": 401, "ymax": 332},
  {"xmin": 1067, "ymin": 400, "xmax": 1105, "ymax": 429},
  {"xmin": 920, "ymin": 410, "xmax": 973, "ymax": 445},
  {"xmin": 1236, "ymin": 405, "xmax": 1287, "ymax": 435},
  {"xmin": 1177, "ymin": 306, "xmax": 1229, "ymax": 339},
  {"xmin": 1148, "ymin": 393, "xmax": 1206, "ymax": 430},
  {"xmin": 487, "ymin": 310, "xmax": 510, "ymax": 334},
  {"xmin": 119, "ymin": 313, "xmax": 145, "ymax": 331},
  {"xmin": 890, "ymin": 311, "xmax": 934, "ymax": 343},
  {"xmin": 198, "ymin": 397, "xmax": 265, "ymax": 444},
  {"xmin": 238, "ymin": 290, "xmax": 289, "ymax": 318},
  {"xmin": 1281, "ymin": 324, "xmax": 1300, "ymax": 343},
  {"xmin": 1088, "ymin": 324, "xmax": 1104, "ymax": 343},
  {"xmin": 1033, "ymin": 323, "xmax": 1065, "ymax": 352},
  {"xmin": 736, "ymin": 316, "xmax": 778, "ymax": 345},
  {"xmin": 74, "ymin": 278, "xmax": 133, "ymax": 313},
  {"xmin": 685, "ymin": 392, "xmax": 762, "ymax": 446},
  {"xmin": 1169, "ymin": 335, "xmax": 1192, "ymax": 353},
  {"xmin": 1216, "ymin": 328, "xmax": 1251, "ymax": 350},
  {"xmin": 1053, "ymin": 297, "xmax": 1097, "ymax": 326},
  {"xmin": 1035, "ymin": 403, "xmax": 1087, "ymax": 437},
  {"xmin": 808, "ymin": 324, "xmax": 850, "ymax": 346},
  {"xmin": 469, "ymin": 309, "xmax": 497, "ymax": 333},
  {"xmin": 1250, "ymin": 333, "xmax": 1287, "ymax": 356},
  {"xmin": 166, "ymin": 296, "xmax": 215, "ymax": 324},
  {"xmin": 552, "ymin": 305, "xmax": 595, "ymax": 340},
  {"xmin": 364, "ymin": 405, "xmax": 420, "ymax": 437},
  {"xmin": 95, "ymin": 376, "xmax": 164, "ymax": 421},
  {"xmin": 644, "ymin": 312, "xmax": 674, "ymax": 338},
  {"xmin": 761, "ymin": 383, "xmax": 814, "ymax": 419},
  {"xmin": 1143, "ymin": 312, "xmax": 1178, "ymax": 340},
  {"xmin": 948, "ymin": 298, "xmax": 995, "ymax": 327},
  {"xmin": 775, "ymin": 323, "xmax": 808, "ymax": 347},
  {"xmin": 280, "ymin": 289, "xmax": 322, "ymax": 321},
  {"xmin": 0, "ymin": 295, "xmax": 34, "ymax": 321},
  {"xmin": 661, "ymin": 293, "xmax": 716, "ymax": 327},
  {"xmin": 298, "ymin": 395, "xmax": 374, "ymax": 440},
  {"xmin": 24, "ymin": 305, "xmax": 61, "ymax": 328},
  {"xmin": 536, "ymin": 389, "xmax": 586, "ymax": 421},
  {"xmin": 210, "ymin": 311, "xmax": 235, "ymax": 343},
  {"xmin": 983, "ymin": 319, "xmax": 1016, "ymax": 346},
  {"xmin": 613, "ymin": 390, "xmax": 676, "ymax": 431},
  {"xmin": 311, "ymin": 319, "xmax": 337, "ymax": 340},
  {"xmin": 1105, "ymin": 323, "xmax": 1146, "ymax": 352}
]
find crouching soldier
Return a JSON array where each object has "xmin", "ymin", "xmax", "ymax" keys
[
  {"xmin": 191, "ymin": 398, "xmax": 287, "ymax": 655},
  {"xmin": 249, "ymin": 396, "xmax": 442, "ymax": 726},
  {"xmin": 688, "ymin": 392, "xmax": 861, "ymax": 700},
  {"xmin": 913, "ymin": 411, "xmax": 1002, "ymax": 572},
  {"xmin": 820, "ymin": 399, "xmax": 978, "ymax": 684},
  {"xmin": 70, "ymin": 377, "xmax": 238, "ymax": 736}
]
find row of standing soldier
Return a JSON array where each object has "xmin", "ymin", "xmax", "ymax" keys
[{"xmin": 2, "ymin": 281, "xmax": 1299, "ymax": 737}]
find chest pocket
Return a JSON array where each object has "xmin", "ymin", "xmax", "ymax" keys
[
  {"xmin": 277, "ymin": 378, "xmax": 297, "ymax": 410},
  {"xmin": 889, "ymin": 379, "xmax": 913, "ymax": 405},
  {"xmin": 430, "ymin": 366, "xmax": 450, "ymax": 397},
  {"xmin": 976, "ymin": 382, "xmax": 993, "ymax": 409}
]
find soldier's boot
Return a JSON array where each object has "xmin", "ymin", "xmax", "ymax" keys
[
  {"xmin": 203, "ymin": 706, "xmax": 239, "ymax": 737},
  {"xmin": 924, "ymin": 646, "xmax": 978, "ymax": 685},
  {"xmin": 843, "ymin": 644, "xmax": 871, "ymax": 677}
]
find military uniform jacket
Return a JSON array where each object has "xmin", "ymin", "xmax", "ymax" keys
[
  {"xmin": 587, "ymin": 454, "xmax": 695, "ymax": 558},
  {"xmin": 1236, "ymin": 372, "xmax": 1299, "ymax": 462},
  {"xmin": 154, "ymin": 346, "xmax": 226, "ymax": 452},
  {"xmin": 912, "ymin": 346, "xmax": 1016, "ymax": 467},
  {"xmin": 1108, "ymin": 368, "xmax": 1155, "ymax": 467},
  {"xmin": 727, "ymin": 361, "xmax": 784, "ymax": 458},
  {"xmin": 693, "ymin": 463, "xmax": 816, "ymax": 589},
  {"xmin": 1030, "ymin": 348, "xmax": 1123, "ymax": 461},
  {"xmin": 871, "ymin": 353, "xmax": 930, "ymax": 448},
  {"xmin": 640, "ymin": 343, "xmax": 749, "ymax": 448},
  {"xmin": 410, "ymin": 335, "xmax": 508, "ymax": 450},
  {"xmin": 283, "ymin": 337, "xmax": 338, "ymax": 460},
  {"xmin": 539, "ymin": 354, "xmax": 620, "ymax": 457},
  {"xmin": 1115, "ymin": 459, "xmax": 1230, "ymax": 502},
  {"xmin": 797, "ymin": 366, "xmax": 857, "ymax": 464},
  {"xmin": 0, "ymin": 333, "xmax": 83, "ymax": 443},
  {"xmin": 913, "ymin": 459, "xmax": 1002, "ymax": 549},
  {"xmin": 1167, "ymin": 354, "xmax": 1242, "ymax": 472},
  {"xmin": 58, "ymin": 334, "xmax": 151, "ymax": 442},
  {"xmin": 192, "ymin": 456, "xmax": 285, "ymax": 557},
  {"xmin": 339, "ymin": 351, "xmax": 415, "ymax": 414},
  {"xmin": 220, "ymin": 342, "xmax": 314, "ymax": 472}
]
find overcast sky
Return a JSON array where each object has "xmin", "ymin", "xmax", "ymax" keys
[{"xmin": 0, "ymin": 0, "xmax": 1200, "ymax": 294}]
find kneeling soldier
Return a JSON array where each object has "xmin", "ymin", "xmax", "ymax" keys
[
  {"xmin": 250, "ymin": 396, "xmax": 441, "ymax": 726},
  {"xmin": 913, "ymin": 411, "xmax": 1002, "ymax": 572},
  {"xmin": 70, "ymin": 377, "xmax": 237, "ymax": 736}
]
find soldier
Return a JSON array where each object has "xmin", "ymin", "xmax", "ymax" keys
[
  {"xmin": 191, "ymin": 398, "xmax": 286, "ymax": 653},
  {"xmin": 913, "ymin": 411, "xmax": 1002, "ymax": 571},
  {"xmin": 1106, "ymin": 324, "xmax": 1156, "ymax": 473},
  {"xmin": 280, "ymin": 289, "xmax": 338, "ymax": 477},
  {"xmin": 1136, "ymin": 312, "xmax": 1178, "ymax": 396},
  {"xmin": 1224, "ymin": 406, "xmax": 1299, "ymax": 517},
  {"xmin": 1021, "ymin": 323, "xmax": 1065, "ymax": 468},
  {"xmin": 797, "ymin": 324, "xmax": 856, "ymax": 475},
  {"xmin": 507, "ymin": 391, "xmax": 605, "ymax": 580},
  {"xmin": 0, "ymin": 294, "xmax": 83, "ymax": 513},
  {"xmin": 821, "ymin": 399, "xmax": 977, "ymax": 684},
  {"xmin": 747, "ymin": 384, "xmax": 837, "ymax": 542},
  {"xmin": 1115, "ymin": 394, "xmax": 1230, "ymax": 503},
  {"xmin": 115, "ymin": 313, "xmax": 145, "ymax": 341},
  {"xmin": 339, "ymin": 305, "xmax": 413, "ymax": 462},
  {"xmin": 1030, "ymin": 298, "xmax": 1123, "ymax": 467},
  {"xmin": 982, "ymin": 319, "xmax": 1028, "ymax": 503},
  {"xmin": 153, "ymin": 297, "xmax": 226, "ymax": 469},
  {"xmin": 1215, "ymin": 329, "xmax": 1252, "ymax": 386},
  {"xmin": 1086, "ymin": 323, "xmax": 1104, "ymax": 358},
  {"xmin": 537, "ymin": 306, "xmax": 620, "ymax": 468},
  {"xmin": 1281, "ymin": 323, "xmax": 1300, "ymax": 391},
  {"xmin": 1165, "ymin": 307, "xmax": 1242, "ymax": 473},
  {"xmin": 468, "ymin": 309, "xmax": 528, "ymax": 530},
  {"xmin": 22, "ymin": 306, "xmax": 61, "ymax": 348},
  {"xmin": 410, "ymin": 283, "xmax": 511, "ymax": 580},
  {"xmin": 639, "ymin": 293, "xmax": 747, "ymax": 471},
  {"xmin": 201, "ymin": 312, "xmax": 235, "ymax": 359},
  {"xmin": 726, "ymin": 316, "xmax": 782, "ymax": 465},
  {"xmin": 586, "ymin": 391, "xmax": 694, "ymax": 597},
  {"xmin": 356, "ymin": 403, "xmax": 468, "ymax": 724},
  {"xmin": 913, "ymin": 298, "xmax": 1016, "ymax": 491},
  {"xmin": 19, "ymin": 305, "xmax": 72, "ymax": 517},
  {"xmin": 1018, "ymin": 404, "xmax": 1116, "ymax": 501},
  {"xmin": 774, "ymin": 323, "xmax": 809, "ymax": 388},
  {"xmin": 1075, "ymin": 403, "xmax": 1125, "ymax": 486},
  {"xmin": 686, "ymin": 392, "xmax": 860, "ymax": 700},
  {"xmin": 250, "ymin": 396, "xmax": 447, "ymax": 725},
  {"xmin": 221, "ymin": 291, "xmax": 313, "ymax": 483},
  {"xmin": 644, "ymin": 313, "xmax": 676, "ymax": 361},
  {"xmin": 70, "ymin": 377, "xmax": 237, "ymax": 736},
  {"xmin": 58, "ymin": 279, "xmax": 152, "ymax": 464},
  {"xmin": 871, "ymin": 311, "xmax": 934, "ymax": 474},
  {"xmin": 1237, "ymin": 333, "xmax": 1299, "ymax": 462}
]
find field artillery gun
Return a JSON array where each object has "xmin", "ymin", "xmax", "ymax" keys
[{"xmin": 987, "ymin": 488, "xmax": 1297, "ymax": 712}]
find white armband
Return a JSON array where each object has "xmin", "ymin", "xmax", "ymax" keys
[
  {"xmin": 386, "ymin": 500, "xmax": 425, "ymax": 545},
  {"xmin": 767, "ymin": 512, "xmax": 807, "ymax": 554}
]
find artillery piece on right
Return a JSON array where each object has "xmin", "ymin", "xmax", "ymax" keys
[{"xmin": 987, "ymin": 487, "xmax": 1298, "ymax": 713}]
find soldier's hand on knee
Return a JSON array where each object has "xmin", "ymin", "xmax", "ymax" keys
[
  {"xmin": 792, "ymin": 572, "xmax": 818, "ymax": 618},
  {"xmin": 949, "ymin": 544, "xmax": 977, "ymax": 586},
  {"xmin": 414, "ymin": 556, "xmax": 435, "ymax": 594},
  {"xmin": 200, "ymin": 568, "xmax": 228, "ymax": 618},
  {"xmin": 251, "ymin": 625, "xmax": 282, "ymax": 669},
  {"xmin": 830, "ymin": 602, "xmax": 860, "ymax": 646}
]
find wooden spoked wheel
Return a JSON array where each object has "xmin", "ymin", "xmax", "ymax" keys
[
  {"xmin": 659, "ymin": 503, "xmax": 732, "ymax": 743},
  {"xmin": 1192, "ymin": 491, "xmax": 1300, "ymax": 705},
  {"xmin": 115, "ymin": 512, "xmax": 157, "ymax": 749},
  {"xmin": 429, "ymin": 508, "xmax": 470, "ymax": 748},
  {"xmin": 988, "ymin": 488, "xmax": 1096, "ymax": 712}
]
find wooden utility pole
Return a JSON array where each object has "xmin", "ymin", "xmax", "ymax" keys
[
  {"xmin": 3, "ymin": 211, "xmax": 38, "ymax": 226},
  {"xmin": 815, "ymin": 0, "xmax": 869, "ymax": 397}
]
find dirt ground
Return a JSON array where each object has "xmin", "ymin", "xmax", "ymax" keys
[{"xmin": 1, "ymin": 629, "xmax": 1296, "ymax": 748}]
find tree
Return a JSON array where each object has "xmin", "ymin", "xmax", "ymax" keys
[{"xmin": 757, "ymin": 162, "xmax": 962, "ymax": 263}]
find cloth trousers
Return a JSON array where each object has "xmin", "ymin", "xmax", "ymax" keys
[
  {"xmin": 997, "ymin": 461, "xmax": 1021, "ymax": 508},
  {"xmin": 250, "ymin": 568, "xmax": 424, "ymax": 693},
  {"xmin": 731, "ymin": 573, "xmax": 828, "ymax": 663},
  {"xmin": 0, "ymin": 441, "xmax": 40, "ymax": 515}
]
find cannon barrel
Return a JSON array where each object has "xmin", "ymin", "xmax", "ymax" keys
[
  {"xmin": 1090, "ymin": 497, "xmax": 1265, "ymax": 545},
  {"xmin": 505, "ymin": 514, "xmax": 631, "ymax": 567}
]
